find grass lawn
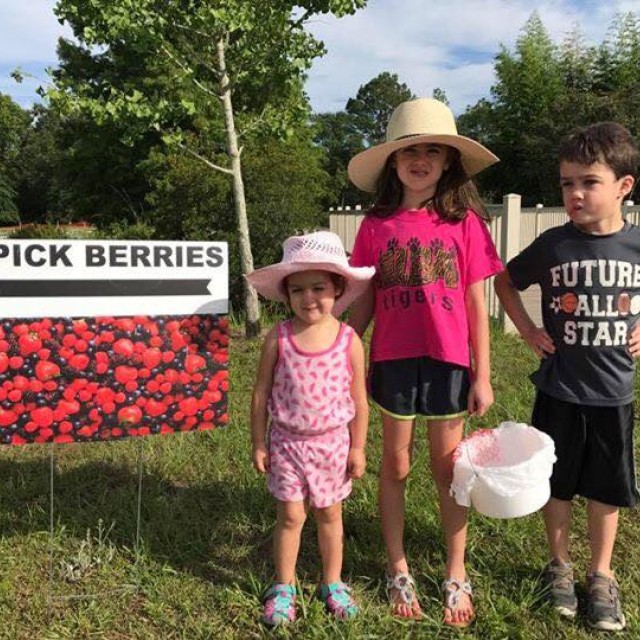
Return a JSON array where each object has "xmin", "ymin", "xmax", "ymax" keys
[{"xmin": 1, "ymin": 321, "xmax": 639, "ymax": 638}]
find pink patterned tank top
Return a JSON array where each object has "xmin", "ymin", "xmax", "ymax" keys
[{"xmin": 268, "ymin": 320, "xmax": 355, "ymax": 436}]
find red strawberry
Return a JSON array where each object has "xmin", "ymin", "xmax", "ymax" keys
[
  {"xmin": 35, "ymin": 361, "xmax": 60, "ymax": 381},
  {"xmin": 145, "ymin": 399, "xmax": 167, "ymax": 417},
  {"xmin": 115, "ymin": 365, "xmax": 138, "ymax": 385},
  {"xmin": 179, "ymin": 397, "xmax": 199, "ymax": 417},
  {"xmin": 0, "ymin": 353, "xmax": 8, "ymax": 374},
  {"xmin": 13, "ymin": 375, "xmax": 29, "ymax": 391},
  {"xmin": 13, "ymin": 323, "xmax": 29, "ymax": 336},
  {"xmin": 142, "ymin": 348, "xmax": 162, "ymax": 369},
  {"xmin": 18, "ymin": 332, "xmax": 42, "ymax": 355},
  {"xmin": 118, "ymin": 405, "xmax": 143, "ymax": 425},
  {"xmin": 184, "ymin": 354, "xmax": 206, "ymax": 374},
  {"xmin": 170, "ymin": 331, "xmax": 187, "ymax": 351},
  {"xmin": 58, "ymin": 399, "xmax": 80, "ymax": 415},
  {"xmin": 59, "ymin": 421, "xmax": 73, "ymax": 434},
  {"xmin": 9, "ymin": 356, "xmax": 24, "ymax": 369},
  {"xmin": 113, "ymin": 338, "xmax": 135, "ymax": 357},
  {"xmin": 72, "ymin": 319, "xmax": 89, "ymax": 334},
  {"xmin": 68, "ymin": 354, "xmax": 90, "ymax": 371},
  {"xmin": 31, "ymin": 407, "xmax": 54, "ymax": 427},
  {"xmin": 0, "ymin": 408, "xmax": 18, "ymax": 427},
  {"xmin": 116, "ymin": 318, "xmax": 136, "ymax": 333}
]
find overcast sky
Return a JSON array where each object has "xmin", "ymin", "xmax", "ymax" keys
[{"xmin": 1, "ymin": 0, "xmax": 639, "ymax": 115}]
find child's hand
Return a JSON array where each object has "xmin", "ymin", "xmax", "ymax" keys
[
  {"xmin": 252, "ymin": 444, "xmax": 270, "ymax": 474},
  {"xmin": 347, "ymin": 447, "xmax": 366, "ymax": 479},
  {"xmin": 467, "ymin": 378, "xmax": 494, "ymax": 418},
  {"xmin": 523, "ymin": 326, "xmax": 555, "ymax": 359},
  {"xmin": 629, "ymin": 322, "xmax": 640, "ymax": 359}
]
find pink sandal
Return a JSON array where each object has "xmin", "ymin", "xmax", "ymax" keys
[{"xmin": 261, "ymin": 583, "xmax": 296, "ymax": 626}]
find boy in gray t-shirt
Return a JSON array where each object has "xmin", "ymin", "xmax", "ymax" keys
[{"xmin": 495, "ymin": 122, "xmax": 640, "ymax": 632}]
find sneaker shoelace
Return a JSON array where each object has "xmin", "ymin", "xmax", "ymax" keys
[{"xmin": 547, "ymin": 563, "xmax": 574, "ymax": 591}]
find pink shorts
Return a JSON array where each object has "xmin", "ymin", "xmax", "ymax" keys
[{"xmin": 267, "ymin": 426, "xmax": 352, "ymax": 508}]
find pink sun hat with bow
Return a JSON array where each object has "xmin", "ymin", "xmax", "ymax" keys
[{"xmin": 245, "ymin": 231, "xmax": 375, "ymax": 316}]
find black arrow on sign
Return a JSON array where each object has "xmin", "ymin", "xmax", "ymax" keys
[{"xmin": 0, "ymin": 280, "xmax": 211, "ymax": 297}]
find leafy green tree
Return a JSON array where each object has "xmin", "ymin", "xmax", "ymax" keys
[
  {"xmin": 314, "ymin": 72, "xmax": 414, "ymax": 208},
  {"xmin": 489, "ymin": 12, "xmax": 565, "ymax": 204},
  {"xmin": 460, "ymin": 11, "xmax": 640, "ymax": 206},
  {"xmin": 145, "ymin": 132, "xmax": 330, "ymax": 311},
  {"xmin": 313, "ymin": 111, "xmax": 365, "ymax": 207},
  {"xmin": 346, "ymin": 72, "xmax": 415, "ymax": 146},
  {"xmin": 46, "ymin": 0, "xmax": 367, "ymax": 336},
  {"xmin": 431, "ymin": 87, "xmax": 450, "ymax": 106},
  {"xmin": 0, "ymin": 93, "xmax": 30, "ymax": 217}
]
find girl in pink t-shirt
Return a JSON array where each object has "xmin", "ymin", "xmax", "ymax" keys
[
  {"xmin": 348, "ymin": 98, "xmax": 503, "ymax": 627},
  {"xmin": 246, "ymin": 231, "xmax": 374, "ymax": 627}
]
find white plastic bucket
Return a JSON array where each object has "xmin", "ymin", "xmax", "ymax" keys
[{"xmin": 450, "ymin": 422, "xmax": 556, "ymax": 519}]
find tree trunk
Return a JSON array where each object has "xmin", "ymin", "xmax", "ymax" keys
[{"xmin": 217, "ymin": 37, "xmax": 261, "ymax": 338}]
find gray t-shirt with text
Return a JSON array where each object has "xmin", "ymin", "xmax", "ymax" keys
[{"xmin": 507, "ymin": 221, "xmax": 640, "ymax": 406}]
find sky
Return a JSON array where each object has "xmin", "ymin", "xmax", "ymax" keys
[{"xmin": 1, "ymin": 0, "xmax": 639, "ymax": 116}]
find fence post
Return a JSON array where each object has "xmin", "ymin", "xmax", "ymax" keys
[{"xmin": 500, "ymin": 193, "xmax": 521, "ymax": 334}]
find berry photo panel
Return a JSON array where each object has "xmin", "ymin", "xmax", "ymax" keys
[{"xmin": 0, "ymin": 240, "xmax": 228, "ymax": 445}]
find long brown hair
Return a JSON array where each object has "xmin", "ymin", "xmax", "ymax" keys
[{"xmin": 369, "ymin": 146, "xmax": 489, "ymax": 221}]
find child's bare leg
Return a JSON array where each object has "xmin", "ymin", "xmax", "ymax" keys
[
  {"xmin": 379, "ymin": 412, "xmax": 421, "ymax": 617},
  {"xmin": 273, "ymin": 500, "xmax": 308, "ymax": 584},
  {"xmin": 428, "ymin": 417, "xmax": 473, "ymax": 626},
  {"xmin": 587, "ymin": 499, "xmax": 619, "ymax": 577},
  {"xmin": 542, "ymin": 497, "xmax": 573, "ymax": 563},
  {"xmin": 315, "ymin": 501, "xmax": 344, "ymax": 585}
]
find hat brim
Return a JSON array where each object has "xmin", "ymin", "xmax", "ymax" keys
[
  {"xmin": 245, "ymin": 261, "xmax": 375, "ymax": 316},
  {"xmin": 348, "ymin": 134, "xmax": 499, "ymax": 193}
]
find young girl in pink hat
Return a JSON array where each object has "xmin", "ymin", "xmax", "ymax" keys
[
  {"xmin": 247, "ymin": 231, "xmax": 374, "ymax": 627},
  {"xmin": 347, "ymin": 98, "xmax": 503, "ymax": 627}
]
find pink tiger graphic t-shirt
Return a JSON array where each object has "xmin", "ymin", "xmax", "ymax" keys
[
  {"xmin": 268, "ymin": 319, "xmax": 355, "ymax": 436},
  {"xmin": 350, "ymin": 208, "xmax": 503, "ymax": 367}
]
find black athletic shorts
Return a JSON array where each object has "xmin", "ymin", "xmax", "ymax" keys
[
  {"xmin": 531, "ymin": 390, "xmax": 639, "ymax": 508},
  {"xmin": 368, "ymin": 356, "xmax": 470, "ymax": 421}
]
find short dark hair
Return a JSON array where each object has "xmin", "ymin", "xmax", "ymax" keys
[{"xmin": 558, "ymin": 122, "xmax": 639, "ymax": 179}]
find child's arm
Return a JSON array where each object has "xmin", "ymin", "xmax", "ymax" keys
[
  {"xmin": 250, "ymin": 327, "xmax": 278, "ymax": 474},
  {"xmin": 628, "ymin": 321, "xmax": 640, "ymax": 359},
  {"xmin": 348, "ymin": 283, "xmax": 374, "ymax": 337},
  {"xmin": 494, "ymin": 270, "xmax": 555, "ymax": 359},
  {"xmin": 347, "ymin": 332, "xmax": 368, "ymax": 479},
  {"xmin": 465, "ymin": 280, "xmax": 493, "ymax": 417}
]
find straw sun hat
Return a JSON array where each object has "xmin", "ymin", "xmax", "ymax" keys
[
  {"xmin": 246, "ymin": 231, "xmax": 375, "ymax": 316},
  {"xmin": 348, "ymin": 97, "xmax": 499, "ymax": 193}
]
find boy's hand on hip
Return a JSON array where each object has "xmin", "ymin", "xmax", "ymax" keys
[
  {"xmin": 347, "ymin": 447, "xmax": 366, "ymax": 479},
  {"xmin": 467, "ymin": 378, "xmax": 494, "ymax": 418},
  {"xmin": 523, "ymin": 326, "xmax": 555, "ymax": 359},
  {"xmin": 252, "ymin": 445, "xmax": 270, "ymax": 474}
]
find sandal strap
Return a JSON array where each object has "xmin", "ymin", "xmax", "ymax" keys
[
  {"xmin": 386, "ymin": 572, "xmax": 417, "ymax": 605},
  {"xmin": 262, "ymin": 583, "xmax": 296, "ymax": 624},
  {"xmin": 443, "ymin": 577, "xmax": 473, "ymax": 610},
  {"xmin": 319, "ymin": 582, "xmax": 358, "ymax": 618}
]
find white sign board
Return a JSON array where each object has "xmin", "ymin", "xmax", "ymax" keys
[{"xmin": 0, "ymin": 240, "xmax": 228, "ymax": 317}]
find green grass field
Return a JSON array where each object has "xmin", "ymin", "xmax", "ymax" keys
[{"xmin": 1, "ymin": 322, "xmax": 638, "ymax": 638}]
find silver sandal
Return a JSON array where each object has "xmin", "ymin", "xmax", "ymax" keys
[
  {"xmin": 442, "ymin": 576, "xmax": 475, "ymax": 628},
  {"xmin": 386, "ymin": 571, "xmax": 420, "ymax": 615}
]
